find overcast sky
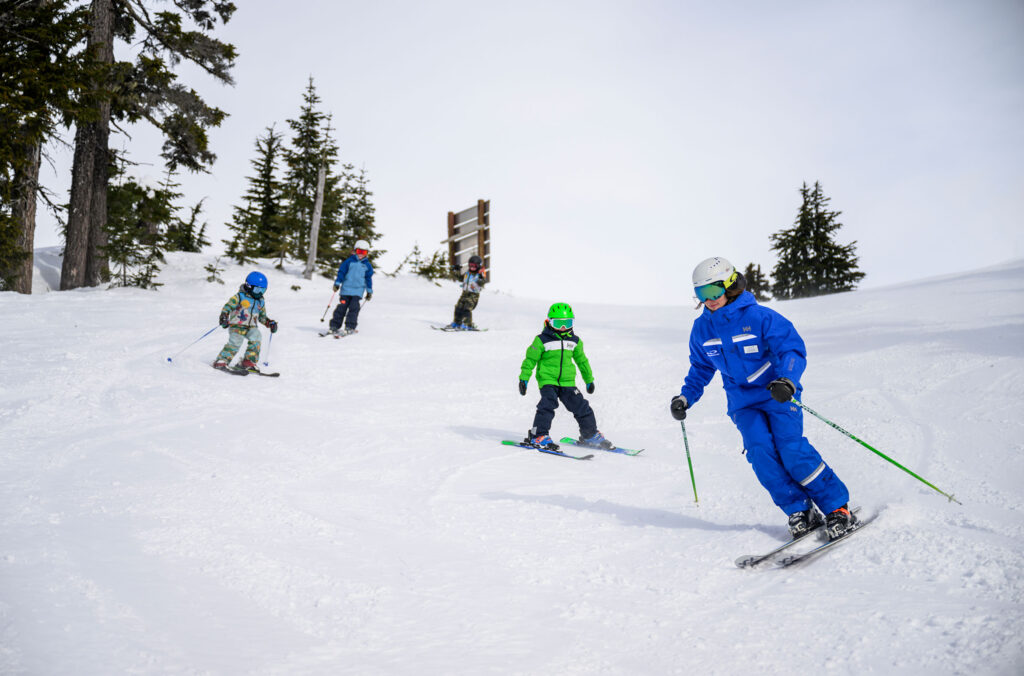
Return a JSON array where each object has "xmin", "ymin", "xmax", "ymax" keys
[{"xmin": 37, "ymin": 0, "xmax": 1024, "ymax": 305}]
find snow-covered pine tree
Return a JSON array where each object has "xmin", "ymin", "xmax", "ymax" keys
[{"xmin": 770, "ymin": 182, "xmax": 865, "ymax": 299}]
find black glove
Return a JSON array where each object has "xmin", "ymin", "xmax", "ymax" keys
[
  {"xmin": 219, "ymin": 312, "xmax": 229, "ymax": 329},
  {"xmin": 518, "ymin": 380, "xmax": 527, "ymax": 396},
  {"xmin": 670, "ymin": 395, "xmax": 688, "ymax": 420},
  {"xmin": 364, "ymin": 292, "xmax": 372, "ymax": 302},
  {"xmin": 267, "ymin": 319, "xmax": 278, "ymax": 334},
  {"xmin": 767, "ymin": 377, "xmax": 796, "ymax": 403},
  {"xmin": 332, "ymin": 283, "xmax": 339, "ymax": 292},
  {"xmin": 586, "ymin": 382, "xmax": 595, "ymax": 394}
]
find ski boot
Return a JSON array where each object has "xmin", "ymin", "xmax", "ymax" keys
[
  {"xmin": 212, "ymin": 359, "xmax": 229, "ymax": 370},
  {"xmin": 340, "ymin": 328, "xmax": 357, "ymax": 336},
  {"xmin": 824, "ymin": 505, "xmax": 857, "ymax": 540},
  {"xmin": 581, "ymin": 431, "xmax": 615, "ymax": 450},
  {"xmin": 240, "ymin": 359, "xmax": 260, "ymax": 374},
  {"xmin": 787, "ymin": 507, "xmax": 825, "ymax": 538},
  {"xmin": 525, "ymin": 432, "xmax": 559, "ymax": 451}
]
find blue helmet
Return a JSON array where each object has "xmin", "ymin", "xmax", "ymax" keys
[{"xmin": 244, "ymin": 271, "xmax": 268, "ymax": 297}]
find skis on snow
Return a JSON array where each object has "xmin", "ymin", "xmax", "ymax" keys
[
  {"xmin": 432, "ymin": 325, "xmax": 488, "ymax": 332},
  {"xmin": 501, "ymin": 440, "xmax": 593, "ymax": 460},
  {"xmin": 318, "ymin": 329, "xmax": 357, "ymax": 339},
  {"xmin": 559, "ymin": 437, "xmax": 644, "ymax": 456},
  {"xmin": 735, "ymin": 507, "xmax": 869, "ymax": 570},
  {"xmin": 212, "ymin": 364, "xmax": 280, "ymax": 378}
]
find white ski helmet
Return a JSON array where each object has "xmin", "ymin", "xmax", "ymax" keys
[
  {"xmin": 354, "ymin": 239, "xmax": 370, "ymax": 251},
  {"xmin": 692, "ymin": 256, "xmax": 739, "ymax": 302}
]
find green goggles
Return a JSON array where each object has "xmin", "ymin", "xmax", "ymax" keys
[
  {"xmin": 695, "ymin": 281, "xmax": 727, "ymax": 302},
  {"xmin": 549, "ymin": 318, "xmax": 574, "ymax": 330}
]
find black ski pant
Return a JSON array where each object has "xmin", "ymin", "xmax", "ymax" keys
[
  {"xmin": 531, "ymin": 384, "xmax": 597, "ymax": 439},
  {"xmin": 330, "ymin": 295, "xmax": 362, "ymax": 331},
  {"xmin": 453, "ymin": 291, "xmax": 480, "ymax": 326}
]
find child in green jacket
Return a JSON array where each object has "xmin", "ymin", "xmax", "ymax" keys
[{"xmin": 518, "ymin": 302, "xmax": 614, "ymax": 451}]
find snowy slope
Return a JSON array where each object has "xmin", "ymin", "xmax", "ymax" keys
[{"xmin": 1, "ymin": 252, "xmax": 1023, "ymax": 675}]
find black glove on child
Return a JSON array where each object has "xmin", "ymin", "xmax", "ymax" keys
[
  {"xmin": 219, "ymin": 312, "xmax": 229, "ymax": 329},
  {"xmin": 518, "ymin": 380, "xmax": 527, "ymax": 396},
  {"xmin": 332, "ymin": 283, "xmax": 340, "ymax": 292},
  {"xmin": 364, "ymin": 292, "xmax": 372, "ymax": 302},
  {"xmin": 767, "ymin": 377, "xmax": 796, "ymax": 403},
  {"xmin": 670, "ymin": 395, "xmax": 688, "ymax": 421},
  {"xmin": 586, "ymin": 382, "xmax": 595, "ymax": 394},
  {"xmin": 267, "ymin": 319, "xmax": 278, "ymax": 334}
]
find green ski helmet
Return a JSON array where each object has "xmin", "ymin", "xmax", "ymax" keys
[{"xmin": 547, "ymin": 302, "xmax": 574, "ymax": 332}]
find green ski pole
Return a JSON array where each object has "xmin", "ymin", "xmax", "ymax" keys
[
  {"xmin": 680, "ymin": 420, "xmax": 699, "ymax": 504},
  {"xmin": 793, "ymin": 398, "xmax": 961, "ymax": 505}
]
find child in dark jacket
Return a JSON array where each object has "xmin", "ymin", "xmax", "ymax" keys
[
  {"xmin": 448, "ymin": 255, "xmax": 487, "ymax": 330},
  {"xmin": 518, "ymin": 302, "xmax": 614, "ymax": 451}
]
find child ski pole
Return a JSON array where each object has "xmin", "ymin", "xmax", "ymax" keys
[
  {"xmin": 680, "ymin": 420, "xmax": 699, "ymax": 504},
  {"xmin": 262, "ymin": 333, "xmax": 273, "ymax": 367},
  {"xmin": 166, "ymin": 326, "xmax": 219, "ymax": 363},
  {"xmin": 792, "ymin": 398, "xmax": 961, "ymax": 505},
  {"xmin": 320, "ymin": 290, "xmax": 336, "ymax": 322}
]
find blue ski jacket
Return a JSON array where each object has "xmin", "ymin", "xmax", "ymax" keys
[
  {"xmin": 679, "ymin": 291, "xmax": 808, "ymax": 413},
  {"xmin": 335, "ymin": 255, "xmax": 374, "ymax": 296}
]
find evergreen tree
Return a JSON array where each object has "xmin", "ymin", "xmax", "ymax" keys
[
  {"xmin": 281, "ymin": 79, "xmax": 344, "ymax": 265},
  {"xmin": 742, "ymin": 263, "xmax": 771, "ymax": 301},
  {"xmin": 770, "ymin": 182, "xmax": 865, "ymax": 299},
  {"xmin": 223, "ymin": 125, "xmax": 285, "ymax": 263},
  {"xmin": 327, "ymin": 165, "xmax": 383, "ymax": 273},
  {"xmin": 61, "ymin": 0, "xmax": 236, "ymax": 290},
  {"xmin": 165, "ymin": 197, "xmax": 210, "ymax": 253},
  {"xmin": 0, "ymin": 0, "xmax": 91, "ymax": 292},
  {"xmin": 104, "ymin": 169, "xmax": 175, "ymax": 289}
]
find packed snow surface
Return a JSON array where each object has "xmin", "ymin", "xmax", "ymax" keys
[{"xmin": 2, "ymin": 252, "xmax": 1023, "ymax": 675}]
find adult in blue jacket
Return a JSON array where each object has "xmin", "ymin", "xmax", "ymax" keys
[
  {"xmin": 670, "ymin": 256, "xmax": 856, "ymax": 540},
  {"xmin": 329, "ymin": 239, "xmax": 374, "ymax": 336}
]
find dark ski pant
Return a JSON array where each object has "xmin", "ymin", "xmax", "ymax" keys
[
  {"xmin": 330, "ymin": 295, "xmax": 362, "ymax": 331},
  {"xmin": 453, "ymin": 291, "xmax": 480, "ymax": 326},
  {"xmin": 531, "ymin": 384, "xmax": 597, "ymax": 438},
  {"xmin": 730, "ymin": 400, "xmax": 850, "ymax": 516}
]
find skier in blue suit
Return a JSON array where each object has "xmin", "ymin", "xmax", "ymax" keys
[
  {"xmin": 670, "ymin": 256, "xmax": 857, "ymax": 540},
  {"xmin": 329, "ymin": 239, "xmax": 374, "ymax": 336}
]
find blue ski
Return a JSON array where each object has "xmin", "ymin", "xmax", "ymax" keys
[
  {"xmin": 559, "ymin": 437, "xmax": 643, "ymax": 456},
  {"xmin": 501, "ymin": 440, "xmax": 593, "ymax": 460}
]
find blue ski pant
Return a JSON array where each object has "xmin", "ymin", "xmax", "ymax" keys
[
  {"xmin": 330, "ymin": 295, "xmax": 363, "ymax": 331},
  {"xmin": 531, "ymin": 385, "xmax": 597, "ymax": 438},
  {"xmin": 729, "ymin": 400, "xmax": 849, "ymax": 516}
]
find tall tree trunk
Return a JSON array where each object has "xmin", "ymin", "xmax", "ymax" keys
[
  {"xmin": 12, "ymin": 141, "xmax": 41, "ymax": 294},
  {"xmin": 61, "ymin": 0, "xmax": 113, "ymax": 290}
]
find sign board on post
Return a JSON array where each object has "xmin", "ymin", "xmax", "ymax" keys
[{"xmin": 444, "ymin": 199, "xmax": 490, "ymax": 279}]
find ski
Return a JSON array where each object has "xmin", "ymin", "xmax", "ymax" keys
[
  {"xmin": 244, "ymin": 369, "xmax": 280, "ymax": 377},
  {"xmin": 501, "ymin": 440, "xmax": 593, "ymax": 460},
  {"xmin": 771, "ymin": 514, "xmax": 874, "ymax": 569},
  {"xmin": 213, "ymin": 364, "xmax": 248, "ymax": 376},
  {"xmin": 318, "ymin": 330, "xmax": 357, "ymax": 339},
  {"xmin": 431, "ymin": 325, "xmax": 488, "ymax": 332},
  {"xmin": 735, "ymin": 507, "xmax": 862, "ymax": 569},
  {"xmin": 559, "ymin": 437, "xmax": 643, "ymax": 456}
]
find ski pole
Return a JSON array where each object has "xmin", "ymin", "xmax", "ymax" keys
[
  {"xmin": 262, "ymin": 332, "xmax": 273, "ymax": 367},
  {"xmin": 680, "ymin": 420, "xmax": 699, "ymax": 504},
  {"xmin": 320, "ymin": 290, "xmax": 336, "ymax": 322},
  {"xmin": 793, "ymin": 398, "xmax": 962, "ymax": 505},
  {"xmin": 166, "ymin": 326, "xmax": 219, "ymax": 363}
]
